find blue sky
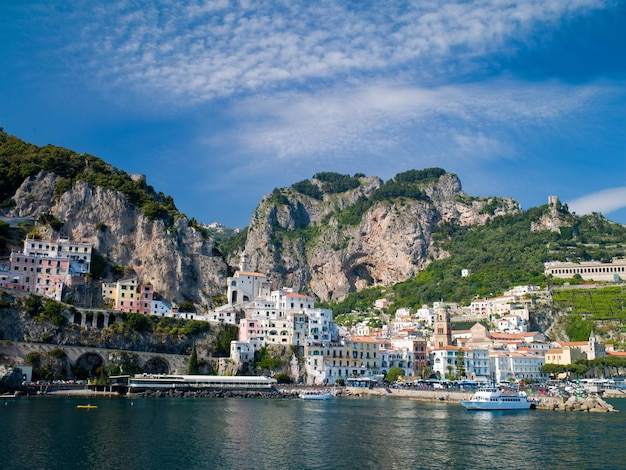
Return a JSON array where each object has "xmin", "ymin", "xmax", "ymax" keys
[{"xmin": 1, "ymin": 1, "xmax": 624, "ymax": 228}]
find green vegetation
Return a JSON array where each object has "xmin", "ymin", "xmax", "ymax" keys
[
  {"xmin": 124, "ymin": 313, "xmax": 152, "ymax": 333},
  {"xmin": 212, "ymin": 324, "xmax": 238, "ymax": 356},
  {"xmin": 291, "ymin": 180, "xmax": 323, "ymax": 200},
  {"xmin": 273, "ymin": 372, "xmax": 293, "ymax": 384},
  {"xmin": 385, "ymin": 366, "xmax": 405, "ymax": 383},
  {"xmin": 254, "ymin": 346, "xmax": 282, "ymax": 371},
  {"xmin": 188, "ymin": 344, "xmax": 199, "ymax": 374},
  {"xmin": 552, "ymin": 287, "xmax": 626, "ymax": 320},
  {"xmin": 0, "ymin": 129, "xmax": 178, "ymax": 223},
  {"xmin": 184, "ymin": 320, "xmax": 211, "ymax": 336},
  {"xmin": 215, "ymin": 227, "xmax": 248, "ymax": 262}
]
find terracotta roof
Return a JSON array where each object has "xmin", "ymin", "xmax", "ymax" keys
[
  {"xmin": 283, "ymin": 292, "xmax": 313, "ymax": 299},
  {"xmin": 236, "ymin": 271, "xmax": 267, "ymax": 277},
  {"xmin": 607, "ymin": 350, "xmax": 626, "ymax": 356}
]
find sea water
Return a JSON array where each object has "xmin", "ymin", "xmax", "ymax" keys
[{"xmin": 1, "ymin": 395, "xmax": 624, "ymax": 469}]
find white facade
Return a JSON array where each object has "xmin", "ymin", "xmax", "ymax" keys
[
  {"xmin": 465, "ymin": 348, "xmax": 490, "ymax": 381},
  {"xmin": 230, "ymin": 339, "xmax": 263, "ymax": 363},
  {"xmin": 496, "ymin": 315, "xmax": 528, "ymax": 333},
  {"xmin": 490, "ymin": 352, "xmax": 544, "ymax": 382},
  {"xmin": 23, "ymin": 237, "xmax": 92, "ymax": 274},
  {"xmin": 151, "ymin": 300, "xmax": 172, "ymax": 317},
  {"xmin": 544, "ymin": 260, "xmax": 626, "ymax": 282}
]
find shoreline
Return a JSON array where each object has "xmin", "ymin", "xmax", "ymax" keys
[{"xmin": 7, "ymin": 386, "xmax": 624, "ymax": 412}]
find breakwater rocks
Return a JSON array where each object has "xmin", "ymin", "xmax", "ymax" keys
[{"xmin": 538, "ymin": 395, "xmax": 618, "ymax": 413}]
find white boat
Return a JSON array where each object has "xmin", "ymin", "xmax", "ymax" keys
[
  {"xmin": 300, "ymin": 392, "xmax": 333, "ymax": 400},
  {"xmin": 460, "ymin": 387, "xmax": 532, "ymax": 410}
]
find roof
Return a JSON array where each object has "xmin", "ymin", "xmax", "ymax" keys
[
  {"xmin": 283, "ymin": 292, "xmax": 313, "ymax": 299},
  {"xmin": 236, "ymin": 271, "xmax": 268, "ymax": 278}
]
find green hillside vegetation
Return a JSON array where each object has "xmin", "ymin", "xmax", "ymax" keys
[
  {"xmin": 322, "ymin": 206, "xmax": 626, "ymax": 335},
  {"xmin": 552, "ymin": 287, "xmax": 626, "ymax": 320},
  {"xmin": 287, "ymin": 168, "xmax": 448, "ymax": 229},
  {"xmin": 0, "ymin": 129, "xmax": 178, "ymax": 223}
]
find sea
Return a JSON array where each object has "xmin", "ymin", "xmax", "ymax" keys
[{"xmin": 1, "ymin": 395, "xmax": 624, "ymax": 470}]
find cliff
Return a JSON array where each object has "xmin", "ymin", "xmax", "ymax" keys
[
  {"xmin": 243, "ymin": 171, "xmax": 520, "ymax": 301},
  {"xmin": 9, "ymin": 171, "xmax": 228, "ymax": 307}
]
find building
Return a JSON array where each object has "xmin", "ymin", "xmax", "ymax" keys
[
  {"xmin": 544, "ymin": 259, "xmax": 626, "ymax": 282},
  {"xmin": 101, "ymin": 277, "xmax": 154, "ymax": 314},
  {"xmin": 490, "ymin": 351, "xmax": 544, "ymax": 382},
  {"xmin": 0, "ymin": 237, "xmax": 92, "ymax": 300}
]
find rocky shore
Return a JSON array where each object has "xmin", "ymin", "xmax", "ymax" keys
[{"xmin": 537, "ymin": 395, "xmax": 618, "ymax": 412}]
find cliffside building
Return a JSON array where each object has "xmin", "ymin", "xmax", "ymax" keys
[
  {"xmin": 101, "ymin": 277, "xmax": 154, "ymax": 314},
  {"xmin": 0, "ymin": 237, "xmax": 92, "ymax": 301},
  {"xmin": 544, "ymin": 259, "xmax": 626, "ymax": 282}
]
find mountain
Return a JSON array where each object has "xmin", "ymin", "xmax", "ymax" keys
[
  {"xmin": 0, "ymin": 130, "xmax": 227, "ymax": 308},
  {"xmin": 243, "ymin": 170, "xmax": 521, "ymax": 301},
  {"xmin": 2, "ymin": 129, "xmax": 625, "ymax": 313}
]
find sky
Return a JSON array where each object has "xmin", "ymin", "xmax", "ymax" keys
[{"xmin": 1, "ymin": 1, "xmax": 625, "ymax": 229}]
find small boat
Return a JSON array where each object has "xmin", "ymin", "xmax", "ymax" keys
[
  {"xmin": 300, "ymin": 392, "xmax": 333, "ymax": 400},
  {"xmin": 460, "ymin": 387, "xmax": 532, "ymax": 410},
  {"xmin": 76, "ymin": 404, "xmax": 98, "ymax": 409}
]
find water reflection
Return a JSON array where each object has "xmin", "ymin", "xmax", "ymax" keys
[{"xmin": 1, "ymin": 397, "xmax": 624, "ymax": 470}]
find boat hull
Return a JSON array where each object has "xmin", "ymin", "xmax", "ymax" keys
[
  {"xmin": 460, "ymin": 387, "xmax": 532, "ymax": 410},
  {"xmin": 460, "ymin": 400, "xmax": 531, "ymax": 410},
  {"xmin": 300, "ymin": 393, "xmax": 333, "ymax": 400}
]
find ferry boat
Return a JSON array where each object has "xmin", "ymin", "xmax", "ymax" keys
[
  {"xmin": 460, "ymin": 387, "xmax": 532, "ymax": 410},
  {"xmin": 127, "ymin": 374, "xmax": 277, "ymax": 393}
]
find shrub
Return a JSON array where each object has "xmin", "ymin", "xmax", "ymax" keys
[
  {"xmin": 125, "ymin": 313, "xmax": 152, "ymax": 333},
  {"xmin": 26, "ymin": 352, "xmax": 41, "ymax": 365},
  {"xmin": 273, "ymin": 373, "xmax": 293, "ymax": 384}
]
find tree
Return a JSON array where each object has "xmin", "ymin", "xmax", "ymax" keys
[
  {"xmin": 386, "ymin": 366, "xmax": 404, "ymax": 383},
  {"xmin": 455, "ymin": 349, "xmax": 466, "ymax": 379},
  {"xmin": 188, "ymin": 344, "xmax": 199, "ymax": 374}
]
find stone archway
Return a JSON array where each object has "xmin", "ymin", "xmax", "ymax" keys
[
  {"xmin": 142, "ymin": 357, "xmax": 170, "ymax": 375},
  {"xmin": 74, "ymin": 352, "xmax": 104, "ymax": 379}
]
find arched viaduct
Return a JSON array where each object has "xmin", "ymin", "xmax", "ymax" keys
[{"xmin": 0, "ymin": 342, "xmax": 189, "ymax": 377}]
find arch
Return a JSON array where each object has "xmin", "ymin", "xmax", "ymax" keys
[
  {"xmin": 142, "ymin": 356, "xmax": 170, "ymax": 375},
  {"xmin": 107, "ymin": 314, "xmax": 116, "ymax": 327},
  {"xmin": 96, "ymin": 313, "xmax": 105, "ymax": 328},
  {"xmin": 85, "ymin": 312, "xmax": 94, "ymax": 327},
  {"xmin": 73, "ymin": 311, "xmax": 82, "ymax": 325},
  {"xmin": 74, "ymin": 352, "xmax": 105, "ymax": 379}
]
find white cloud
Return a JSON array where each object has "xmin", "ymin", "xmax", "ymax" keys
[
  {"xmin": 567, "ymin": 187, "xmax": 626, "ymax": 217},
  {"xmin": 224, "ymin": 79, "xmax": 613, "ymax": 163},
  {"xmin": 52, "ymin": 0, "xmax": 609, "ymax": 104}
]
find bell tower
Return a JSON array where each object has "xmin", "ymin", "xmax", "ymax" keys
[{"xmin": 433, "ymin": 304, "xmax": 452, "ymax": 348}]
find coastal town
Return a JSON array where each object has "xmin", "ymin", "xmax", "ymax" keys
[{"xmin": 1, "ymin": 236, "xmax": 625, "ymax": 391}]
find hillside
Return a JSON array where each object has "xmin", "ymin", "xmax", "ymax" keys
[
  {"xmin": 1, "ymin": 128, "xmax": 626, "ymax": 334},
  {"xmin": 0, "ymin": 129, "xmax": 228, "ymax": 308},
  {"xmin": 243, "ymin": 169, "xmax": 520, "ymax": 301}
]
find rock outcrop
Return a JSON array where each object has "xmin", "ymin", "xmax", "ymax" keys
[
  {"xmin": 244, "ymin": 172, "xmax": 520, "ymax": 301},
  {"xmin": 9, "ymin": 172, "xmax": 228, "ymax": 307},
  {"xmin": 6, "ymin": 168, "xmax": 521, "ymax": 305}
]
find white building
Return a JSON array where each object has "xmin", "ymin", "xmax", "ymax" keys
[
  {"xmin": 464, "ymin": 348, "xmax": 490, "ymax": 381},
  {"xmin": 490, "ymin": 351, "xmax": 544, "ymax": 382}
]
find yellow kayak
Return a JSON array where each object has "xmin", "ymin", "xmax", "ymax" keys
[{"xmin": 76, "ymin": 404, "xmax": 98, "ymax": 409}]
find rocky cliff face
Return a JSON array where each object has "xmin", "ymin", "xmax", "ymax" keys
[
  {"xmin": 244, "ymin": 172, "xmax": 520, "ymax": 301},
  {"xmin": 7, "ymin": 169, "xmax": 521, "ymax": 306},
  {"xmin": 9, "ymin": 172, "xmax": 228, "ymax": 307}
]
